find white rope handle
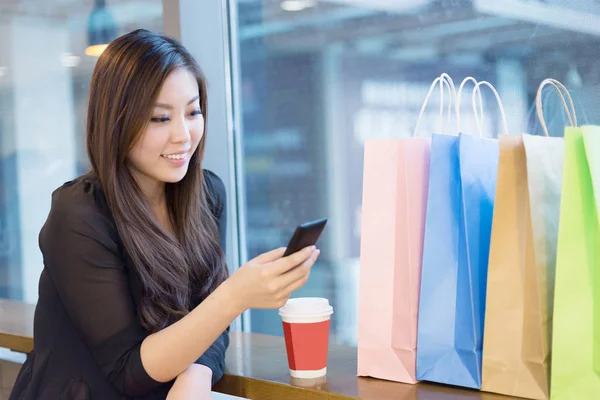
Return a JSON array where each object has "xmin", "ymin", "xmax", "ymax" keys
[
  {"xmin": 414, "ymin": 74, "xmax": 456, "ymax": 137},
  {"xmin": 456, "ymin": 77, "xmax": 483, "ymax": 134},
  {"xmin": 440, "ymin": 73, "xmax": 459, "ymax": 133},
  {"xmin": 472, "ymin": 81, "xmax": 509, "ymax": 137},
  {"xmin": 536, "ymin": 79, "xmax": 577, "ymax": 137}
]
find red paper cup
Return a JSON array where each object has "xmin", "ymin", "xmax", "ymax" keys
[{"xmin": 279, "ymin": 298, "xmax": 334, "ymax": 379}]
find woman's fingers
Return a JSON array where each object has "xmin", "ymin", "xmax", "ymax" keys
[
  {"xmin": 279, "ymin": 250, "xmax": 319, "ymax": 291},
  {"xmin": 270, "ymin": 246, "xmax": 316, "ymax": 275},
  {"xmin": 284, "ymin": 258, "xmax": 317, "ymax": 295},
  {"xmin": 251, "ymin": 247, "xmax": 286, "ymax": 264}
]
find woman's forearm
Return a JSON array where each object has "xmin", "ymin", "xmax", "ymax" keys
[
  {"xmin": 140, "ymin": 279, "xmax": 242, "ymax": 383},
  {"xmin": 141, "ymin": 244, "xmax": 317, "ymax": 383}
]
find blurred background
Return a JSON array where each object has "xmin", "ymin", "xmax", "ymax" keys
[{"xmin": 1, "ymin": 0, "xmax": 599, "ymax": 346}]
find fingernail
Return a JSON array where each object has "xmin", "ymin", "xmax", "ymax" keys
[{"xmin": 310, "ymin": 245, "xmax": 316, "ymax": 251}]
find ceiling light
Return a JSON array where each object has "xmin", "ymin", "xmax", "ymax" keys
[
  {"xmin": 85, "ymin": 44, "xmax": 109, "ymax": 57},
  {"xmin": 85, "ymin": 0, "xmax": 116, "ymax": 57},
  {"xmin": 281, "ymin": 0, "xmax": 317, "ymax": 12}
]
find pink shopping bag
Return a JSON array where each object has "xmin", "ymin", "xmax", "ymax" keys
[{"xmin": 358, "ymin": 137, "xmax": 430, "ymax": 383}]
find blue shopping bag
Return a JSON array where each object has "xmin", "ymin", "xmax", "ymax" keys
[{"xmin": 416, "ymin": 132, "xmax": 499, "ymax": 389}]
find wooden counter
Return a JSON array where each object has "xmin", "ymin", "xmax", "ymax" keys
[
  {"xmin": 0, "ymin": 300, "xmax": 525, "ymax": 400},
  {"xmin": 0, "ymin": 299, "xmax": 35, "ymax": 354},
  {"xmin": 215, "ymin": 331, "xmax": 523, "ymax": 400}
]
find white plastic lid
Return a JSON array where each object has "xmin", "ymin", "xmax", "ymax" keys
[{"xmin": 278, "ymin": 297, "xmax": 333, "ymax": 319}]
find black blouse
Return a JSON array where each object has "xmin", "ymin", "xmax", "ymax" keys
[{"xmin": 10, "ymin": 170, "xmax": 229, "ymax": 400}]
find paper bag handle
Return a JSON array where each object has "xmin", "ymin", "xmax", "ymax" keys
[
  {"xmin": 472, "ymin": 81, "xmax": 509, "ymax": 137},
  {"xmin": 456, "ymin": 77, "xmax": 483, "ymax": 134},
  {"xmin": 536, "ymin": 79, "xmax": 577, "ymax": 137},
  {"xmin": 414, "ymin": 74, "xmax": 457, "ymax": 137}
]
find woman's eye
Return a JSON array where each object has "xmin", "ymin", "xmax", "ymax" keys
[
  {"xmin": 190, "ymin": 109, "xmax": 202, "ymax": 117},
  {"xmin": 151, "ymin": 116, "xmax": 170, "ymax": 123}
]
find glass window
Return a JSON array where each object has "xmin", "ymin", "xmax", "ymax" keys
[
  {"xmin": 0, "ymin": 0, "xmax": 163, "ymax": 303},
  {"xmin": 232, "ymin": 0, "xmax": 600, "ymax": 345}
]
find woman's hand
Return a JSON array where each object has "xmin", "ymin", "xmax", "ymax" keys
[
  {"xmin": 227, "ymin": 246, "xmax": 320, "ymax": 312},
  {"xmin": 166, "ymin": 364, "xmax": 213, "ymax": 400}
]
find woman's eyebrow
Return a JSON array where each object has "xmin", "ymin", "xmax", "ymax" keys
[{"xmin": 154, "ymin": 95, "xmax": 200, "ymax": 110}]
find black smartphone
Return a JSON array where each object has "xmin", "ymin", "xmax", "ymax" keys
[{"xmin": 283, "ymin": 218, "xmax": 328, "ymax": 257}]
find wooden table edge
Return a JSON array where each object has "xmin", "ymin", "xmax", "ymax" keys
[
  {"xmin": 0, "ymin": 333, "xmax": 34, "ymax": 354},
  {"xmin": 214, "ymin": 374, "xmax": 356, "ymax": 400}
]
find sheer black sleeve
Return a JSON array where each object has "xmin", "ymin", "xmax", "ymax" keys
[
  {"xmin": 39, "ymin": 180, "xmax": 166, "ymax": 397},
  {"xmin": 203, "ymin": 169, "xmax": 227, "ymax": 253}
]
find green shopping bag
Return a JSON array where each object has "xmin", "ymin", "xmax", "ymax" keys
[{"xmin": 551, "ymin": 125, "xmax": 600, "ymax": 399}]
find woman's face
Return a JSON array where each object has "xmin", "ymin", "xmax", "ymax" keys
[{"xmin": 128, "ymin": 68, "xmax": 204, "ymax": 193}]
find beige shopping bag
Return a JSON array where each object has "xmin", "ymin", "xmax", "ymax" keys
[{"xmin": 482, "ymin": 79, "xmax": 574, "ymax": 399}]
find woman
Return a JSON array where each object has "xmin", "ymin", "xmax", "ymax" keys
[{"xmin": 10, "ymin": 29, "xmax": 319, "ymax": 400}]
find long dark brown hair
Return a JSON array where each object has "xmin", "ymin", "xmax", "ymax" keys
[{"xmin": 86, "ymin": 29, "xmax": 228, "ymax": 332}]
